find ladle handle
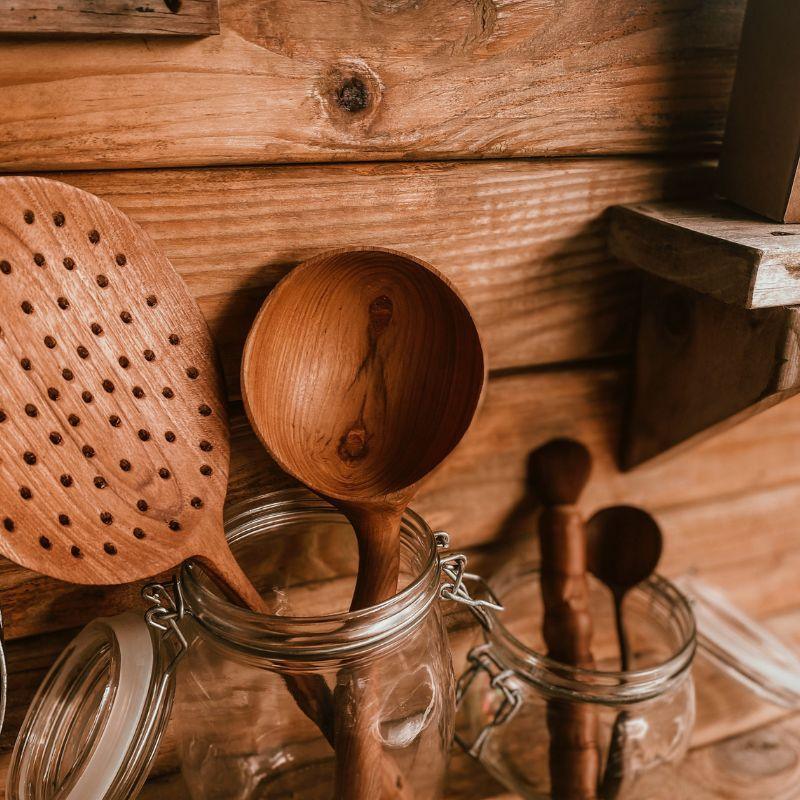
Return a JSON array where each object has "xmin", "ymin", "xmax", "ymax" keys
[
  {"xmin": 612, "ymin": 588, "xmax": 632, "ymax": 672},
  {"xmin": 343, "ymin": 505, "xmax": 404, "ymax": 611},
  {"xmin": 334, "ymin": 505, "xmax": 411, "ymax": 799},
  {"xmin": 196, "ymin": 546, "xmax": 338, "ymax": 748}
]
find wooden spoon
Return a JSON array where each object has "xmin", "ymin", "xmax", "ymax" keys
[
  {"xmin": 586, "ymin": 505, "xmax": 663, "ymax": 672},
  {"xmin": 585, "ymin": 505, "xmax": 663, "ymax": 800},
  {"xmin": 0, "ymin": 175, "xmax": 333, "ymax": 744},
  {"xmin": 242, "ymin": 247, "xmax": 485, "ymax": 610},
  {"xmin": 529, "ymin": 438, "xmax": 599, "ymax": 800},
  {"xmin": 242, "ymin": 247, "xmax": 485, "ymax": 798}
]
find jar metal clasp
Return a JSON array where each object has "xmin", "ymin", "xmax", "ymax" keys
[
  {"xmin": 454, "ymin": 643, "xmax": 523, "ymax": 759},
  {"xmin": 143, "ymin": 577, "xmax": 189, "ymax": 676},
  {"xmin": 435, "ymin": 531, "xmax": 504, "ymax": 632}
]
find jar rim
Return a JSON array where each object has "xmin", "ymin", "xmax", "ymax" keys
[
  {"xmin": 179, "ymin": 489, "xmax": 443, "ymax": 662},
  {"xmin": 485, "ymin": 561, "xmax": 697, "ymax": 703}
]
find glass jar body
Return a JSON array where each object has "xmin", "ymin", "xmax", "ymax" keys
[
  {"xmin": 459, "ymin": 562, "xmax": 696, "ymax": 800},
  {"xmin": 172, "ymin": 490, "xmax": 456, "ymax": 800}
]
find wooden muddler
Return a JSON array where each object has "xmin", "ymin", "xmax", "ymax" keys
[{"xmin": 531, "ymin": 440, "xmax": 600, "ymax": 800}]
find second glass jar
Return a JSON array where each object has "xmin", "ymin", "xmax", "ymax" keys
[{"xmin": 457, "ymin": 560, "xmax": 697, "ymax": 800}]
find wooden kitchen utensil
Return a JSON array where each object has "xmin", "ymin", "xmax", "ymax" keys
[
  {"xmin": 241, "ymin": 247, "xmax": 485, "ymax": 610},
  {"xmin": 586, "ymin": 505, "xmax": 663, "ymax": 800},
  {"xmin": 586, "ymin": 505, "xmax": 663, "ymax": 671},
  {"xmin": 242, "ymin": 247, "xmax": 486, "ymax": 799},
  {"xmin": 0, "ymin": 174, "xmax": 334, "ymax": 741},
  {"xmin": 530, "ymin": 438, "xmax": 599, "ymax": 800}
]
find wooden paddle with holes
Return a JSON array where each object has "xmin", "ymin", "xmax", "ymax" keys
[
  {"xmin": 0, "ymin": 176, "xmax": 248, "ymax": 594},
  {"xmin": 0, "ymin": 175, "xmax": 334, "ymax": 744}
]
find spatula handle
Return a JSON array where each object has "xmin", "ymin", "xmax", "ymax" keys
[
  {"xmin": 199, "ymin": 543, "xmax": 409, "ymax": 798},
  {"xmin": 196, "ymin": 546, "xmax": 268, "ymax": 613}
]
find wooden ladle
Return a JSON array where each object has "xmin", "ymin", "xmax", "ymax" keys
[
  {"xmin": 242, "ymin": 248, "xmax": 485, "ymax": 799},
  {"xmin": 242, "ymin": 247, "xmax": 485, "ymax": 610},
  {"xmin": 585, "ymin": 505, "xmax": 663, "ymax": 800},
  {"xmin": 586, "ymin": 505, "xmax": 663, "ymax": 672}
]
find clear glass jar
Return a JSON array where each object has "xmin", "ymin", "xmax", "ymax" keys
[
  {"xmin": 9, "ymin": 489, "xmax": 494, "ymax": 800},
  {"xmin": 457, "ymin": 560, "xmax": 697, "ymax": 800},
  {"xmin": 173, "ymin": 490, "xmax": 456, "ymax": 799}
]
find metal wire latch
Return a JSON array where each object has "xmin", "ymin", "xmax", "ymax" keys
[
  {"xmin": 142, "ymin": 577, "xmax": 189, "ymax": 675},
  {"xmin": 435, "ymin": 531, "xmax": 504, "ymax": 631},
  {"xmin": 454, "ymin": 642, "xmax": 523, "ymax": 758}
]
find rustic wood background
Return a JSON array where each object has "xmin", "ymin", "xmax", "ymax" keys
[{"xmin": 2, "ymin": 0, "xmax": 800, "ymax": 796}]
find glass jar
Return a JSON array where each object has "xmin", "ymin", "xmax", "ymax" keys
[
  {"xmin": 457, "ymin": 560, "xmax": 697, "ymax": 800},
  {"xmin": 9, "ymin": 489, "xmax": 496, "ymax": 800}
]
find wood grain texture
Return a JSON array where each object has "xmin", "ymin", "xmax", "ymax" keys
[
  {"xmin": 611, "ymin": 199, "xmax": 800, "ymax": 308},
  {"xmin": 44, "ymin": 158, "xmax": 712, "ymax": 388},
  {"xmin": 625, "ymin": 275, "xmax": 800, "ymax": 467},
  {"xmin": 718, "ymin": 0, "xmax": 800, "ymax": 223},
  {"xmin": 5, "ymin": 362, "xmax": 800, "ymax": 643},
  {"xmin": 0, "ymin": 1, "xmax": 745, "ymax": 170},
  {"xmin": 0, "ymin": 176, "xmax": 239, "ymax": 591},
  {"xmin": 0, "ymin": 0, "xmax": 219, "ymax": 36}
]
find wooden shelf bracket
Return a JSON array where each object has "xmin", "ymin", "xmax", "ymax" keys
[{"xmin": 610, "ymin": 198, "xmax": 800, "ymax": 468}]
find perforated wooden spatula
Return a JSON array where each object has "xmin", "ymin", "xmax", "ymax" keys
[{"xmin": 0, "ymin": 176, "xmax": 266, "ymax": 605}]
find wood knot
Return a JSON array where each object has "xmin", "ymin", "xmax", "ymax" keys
[
  {"xmin": 369, "ymin": 295, "xmax": 393, "ymax": 336},
  {"xmin": 317, "ymin": 60, "xmax": 382, "ymax": 131},
  {"xmin": 338, "ymin": 426, "xmax": 369, "ymax": 462},
  {"xmin": 163, "ymin": 0, "xmax": 181, "ymax": 11},
  {"xmin": 336, "ymin": 78, "xmax": 369, "ymax": 113}
]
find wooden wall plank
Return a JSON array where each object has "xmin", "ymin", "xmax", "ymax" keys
[
  {"xmin": 3, "ymin": 364, "xmax": 800, "ymax": 642},
  {"xmin": 46, "ymin": 158, "xmax": 712, "ymax": 386},
  {"xmin": 0, "ymin": 0, "xmax": 219, "ymax": 36},
  {"xmin": 0, "ymin": 1, "xmax": 745, "ymax": 170}
]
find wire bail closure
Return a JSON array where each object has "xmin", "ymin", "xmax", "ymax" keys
[
  {"xmin": 435, "ymin": 531, "xmax": 504, "ymax": 631},
  {"xmin": 142, "ymin": 578, "xmax": 189, "ymax": 674},
  {"xmin": 454, "ymin": 642, "xmax": 523, "ymax": 758}
]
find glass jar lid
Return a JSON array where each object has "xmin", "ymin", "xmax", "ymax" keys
[
  {"xmin": 7, "ymin": 613, "xmax": 175, "ymax": 800},
  {"xmin": 675, "ymin": 574, "xmax": 800, "ymax": 709}
]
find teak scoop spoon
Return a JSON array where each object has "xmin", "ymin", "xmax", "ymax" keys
[
  {"xmin": 586, "ymin": 505, "xmax": 663, "ymax": 800},
  {"xmin": 242, "ymin": 247, "xmax": 484, "ymax": 800},
  {"xmin": 242, "ymin": 247, "xmax": 486, "ymax": 610}
]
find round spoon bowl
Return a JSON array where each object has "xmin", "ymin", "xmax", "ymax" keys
[
  {"xmin": 242, "ymin": 248, "xmax": 485, "ymax": 505},
  {"xmin": 586, "ymin": 505, "xmax": 663, "ymax": 593}
]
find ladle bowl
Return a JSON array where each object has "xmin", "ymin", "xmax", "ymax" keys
[{"xmin": 242, "ymin": 247, "xmax": 485, "ymax": 607}]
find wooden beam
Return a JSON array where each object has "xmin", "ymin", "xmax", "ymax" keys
[
  {"xmin": 0, "ymin": 0, "xmax": 219, "ymax": 36},
  {"xmin": 624, "ymin": 275, "xmax": 800, "ymax": 466},
  {"xmin": 610, "ymin": 199, "xmax": 800, "ymax": 309},
  {"xmin": 0, "ymin": 0, "xmax": 744, "ymax": 170}
]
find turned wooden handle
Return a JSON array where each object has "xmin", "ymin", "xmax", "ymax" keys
[{"xmin": 540, "ymin": 506, "xmax": 599, "ymax": 800}]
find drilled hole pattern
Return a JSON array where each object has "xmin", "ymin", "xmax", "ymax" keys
[{"xmin": 0, "ymin": 177, "xmax": 228, "ymax": 583}]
